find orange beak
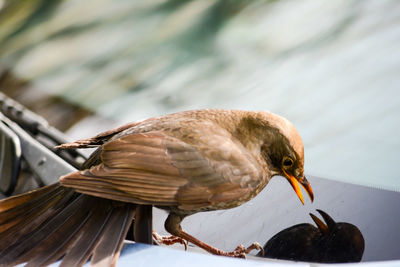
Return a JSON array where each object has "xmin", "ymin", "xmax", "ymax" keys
[
  {"xmin": 285, "ymin": 172, "xmax": 314, "ymax": 205},
  {"xmin": 309, "ymin": 213, "xmax": 329, "ymax": 234},
  {"xmin": 309, "ymin": 209, "xmax": 335, "ymax": 234}
]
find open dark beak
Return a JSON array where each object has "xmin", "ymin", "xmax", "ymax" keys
[
  {"xmin": 310, "ymin": 209, "xmax": 336, "ymax": 234},
  {"xmin": 285, "ymin": 173, "xmax": 314, "ymax": 205}
]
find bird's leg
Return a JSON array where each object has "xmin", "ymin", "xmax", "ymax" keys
[
  {"xmin": 165, "ymin": 213, "xmax": 261, "ymax": 258},
  {"xmin": 152, "ymin": 230, "xmax": 188, "ymax": 250}
]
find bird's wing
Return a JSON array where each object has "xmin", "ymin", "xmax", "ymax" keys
[
  {"xmin": 56, "ymin": 121, "xmax": 144, "ymax": 149},
  {"xmin": 60, "ymin": 131, "xmax": 264, "ymax": 211}
]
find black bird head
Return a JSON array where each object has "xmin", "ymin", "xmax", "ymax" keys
[
  {"xmin": 310, "ymin": 209, "xmax": 365, "ymax": 263},
  {"xmin": 260, "ymin": 209, "xmax": 365, "ymax": 263}
]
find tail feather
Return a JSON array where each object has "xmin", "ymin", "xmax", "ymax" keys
[
  {"xmin": 0, "ymin": 184, "xmax": 65, "ymax": 232},
  {"xmin": 91, "ymin": 205, "xmax": 135, "ymax": 267},
  {"xmin": 0, "ymin": 184, "xmax": 74, "ymax": 252},
  {"xmin": 0, "ymin": 184, "xmax": 136, "ymax": 267},
  {"xmin": 59, "ymin": 203, "xmax": 114, "ymax": 267},
  {"xmin": 0, "ymin": 192, "xmax": 87, "ymax": 266},
  {"xmin": 0, "ymin": 183, "xmax": 60, "ymax": 213},
  {"xmin": 22, "ymin": 196, "xmax": 98, "ymax": 267}
]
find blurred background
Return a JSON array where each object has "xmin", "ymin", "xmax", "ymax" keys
[{"xmin": 1, "ymin": 0, "xmax": 399, "ymax": 195}]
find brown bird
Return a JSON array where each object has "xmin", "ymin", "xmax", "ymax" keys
[{"xmin": 0, "ymin": 109, "xmax": 313, "ymax": 266}]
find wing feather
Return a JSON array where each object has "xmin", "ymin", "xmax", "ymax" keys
[{"xmin": 60, "ymin": 130, "xmax": 264, "ymax": 210}]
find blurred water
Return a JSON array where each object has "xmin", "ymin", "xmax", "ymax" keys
[{"xmin": 1, "ymin": 0, "xmax": 400, "ymax": 191}]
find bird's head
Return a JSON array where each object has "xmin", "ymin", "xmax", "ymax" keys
[
  {"xmin": 310, "ymin": 209, "xmax": 365, "ymax": 262},
  {"xmin": 278, "ymin": 151, "xmax": 313, "ymax": 205},
  {"xmin": 249, "ymin": 111, "xmax": 314, "ymax": 204}
]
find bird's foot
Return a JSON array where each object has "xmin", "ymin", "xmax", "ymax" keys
[
  {"xmin": 152, "ymin": 231, "xmax": 188, "ymax": 250},
  {"xmin": 246, "ymin": 242, "xmax": 264, "ymax": 256},
  {"xmin": 217, "ymin": 242, "xmax": 263, "ymax": 258}
]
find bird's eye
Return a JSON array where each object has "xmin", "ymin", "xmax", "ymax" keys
[{"xmin": 282, "ymin": 157, "xmax": 294, "ymax": 168}]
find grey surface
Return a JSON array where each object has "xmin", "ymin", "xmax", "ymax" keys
[
  {"xmin": 77, "ymin": 242, "xmax": 400, "ymax": 267},
  {"xmin": 116, "ymin": 243, "xmax": 287, "ymax": 267}
]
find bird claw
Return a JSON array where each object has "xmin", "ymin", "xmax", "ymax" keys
[
  {"xmin": 152, "ymin": 231, "xmax": 188, "ymax": 250},
  {"xmin": 245, "ymin": 242, "xmax": 264, "ymax": 256},
  {"xmin": 219, "ymin": 242, "xmax": 264, "ymax": 258},
  {"xmin": 226, "ymin": 245, "xmax": 247, "ymax": 258}
]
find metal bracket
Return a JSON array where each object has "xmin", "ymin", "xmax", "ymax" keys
[
  {"xmin": 0, "ymin": 113, "xmax": 76, "ymax": 187},
  {"xmin": 0, "ymin": 92, "xmax": 79, "ymax": 195},
  {"xmin": 0, "ymin": 120, "xmax": 21, "ymax": 195}
]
